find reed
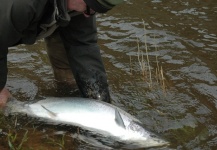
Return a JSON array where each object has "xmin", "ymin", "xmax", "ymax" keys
[
  {"xmin": 143, "ymin": 20, "xmax": 152, "ymax": 88},
  {"xmin": 154, "ymin": 35, "xmax": 167, "ymax": 96},
  {"xmin": 130, "ymin": 20, "xmax": 167, "ymax": 96}
]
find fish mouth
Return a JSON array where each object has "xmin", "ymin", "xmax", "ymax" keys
[
  {"xmin": 121, "ymin": 139, "xmax": 169, "ymax": 149},
  {"xmin": 144, "ymin": 137, "xmax": 170, "ymax": 148},
  {"xmin": 128, "ymin": 134, "xmax": 169, "ymax": 148},
  {"xmin": 120, "ymin": 134, "xmax": 169, "ymax": 149}
]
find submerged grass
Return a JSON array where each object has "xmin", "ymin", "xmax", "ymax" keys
[
  {"xmin": 7, "ymin": 130, "xmax": 29, "ymax": 150},
  {"xmin": 0, "ymin": 114, "xmax": 78, "ymax": 150},
  {"xmin": 46, "ymin": 134, "xmax": 65, "ymax": 149}
]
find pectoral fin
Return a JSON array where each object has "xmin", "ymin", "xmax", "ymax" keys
[
  {"xmin": 115, "ymin": 108, "xmax": 126, "ymax": 129},
  {"xmin": 41, "ymin": 105, "xmax": 57, "ymax": 118}
]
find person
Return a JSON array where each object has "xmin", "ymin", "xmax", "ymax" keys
[{"xmin": 0, "ymin": 0, "xmax": 123, "ymax": 107}]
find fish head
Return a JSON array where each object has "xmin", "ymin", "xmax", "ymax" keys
[{"xmin": 124, "ymin": 121, "xmax": 170, "ymax": 148}]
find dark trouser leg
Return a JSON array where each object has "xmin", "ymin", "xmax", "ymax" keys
[
  {"xmin": 66, "ymin": 45, "xmax": 111, "ymax": 103},
  {"xmin": 59, "ymin": 15, "xmax": 111, "ymax": 103},
  {"xmin": 45, "ymin": 31, "xmax": 77, "ymax": 94}
]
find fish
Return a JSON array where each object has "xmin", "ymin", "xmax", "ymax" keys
[{"xmin": 3, "ymin": 97, "xmax": 169, "ymax": 149}]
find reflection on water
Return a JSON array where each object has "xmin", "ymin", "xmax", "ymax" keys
[{"xmin": 0, "ymin": 0, "xmax": 217, "ymax": 149}]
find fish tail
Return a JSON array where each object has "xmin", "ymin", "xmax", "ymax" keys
[{"xmin": 3, "ymin": 97, "xmax": 25, "ymax": 116}]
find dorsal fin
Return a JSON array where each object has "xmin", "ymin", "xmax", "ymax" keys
[
  {"xmin": 41, "ymin": 105, "xmax": 57, "ymax": 118},
  {"xmin": 115, "ymin": 108, "xmax": 126, "ymax": 129}
]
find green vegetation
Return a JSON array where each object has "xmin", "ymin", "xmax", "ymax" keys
[
  {"xmin": 0, "ymin": 113, "xmax": 76, "ymax": 150},
  {"xmin": 7, "ymin": 130, "xmax": 28, "ymax": 150},
  {"xmin": 46, "ymin": 134, "xmax": 65, "ymax": 149}
]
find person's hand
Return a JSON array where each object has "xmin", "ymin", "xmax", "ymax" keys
[{"xmin": 0, "ymin": 88, "xmax": 11, "ymax": 108}]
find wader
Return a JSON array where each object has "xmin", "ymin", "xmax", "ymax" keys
[{"xmin": 44, "ymin": 14, "xmax": 111, "ymax": 103}]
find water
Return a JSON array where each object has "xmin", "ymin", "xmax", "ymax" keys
[{"xmin": 1, "ymin": 0, "xmax": 217, "ymax": 149}]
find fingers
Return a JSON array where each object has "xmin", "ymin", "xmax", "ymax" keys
[{"xmin": 0, "ymin": 88, "xmax": 11, "ymax": 108}]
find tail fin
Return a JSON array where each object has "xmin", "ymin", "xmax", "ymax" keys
[{"xmin": 3, "ymin": 97, "xmax": 25, "ymax": 116}]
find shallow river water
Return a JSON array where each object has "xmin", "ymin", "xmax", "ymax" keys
[{"xmin": 0, "ymin": 0, "xmax": 217, "ymax": 150}]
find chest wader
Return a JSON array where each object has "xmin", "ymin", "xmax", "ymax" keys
[
  {"xmin": 42, "ymin": 1, "xmax": 110, "ymax": 103},
  {"xmin": 45, "ymin": 31, "xmax": 78, "ymax": 95}
]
